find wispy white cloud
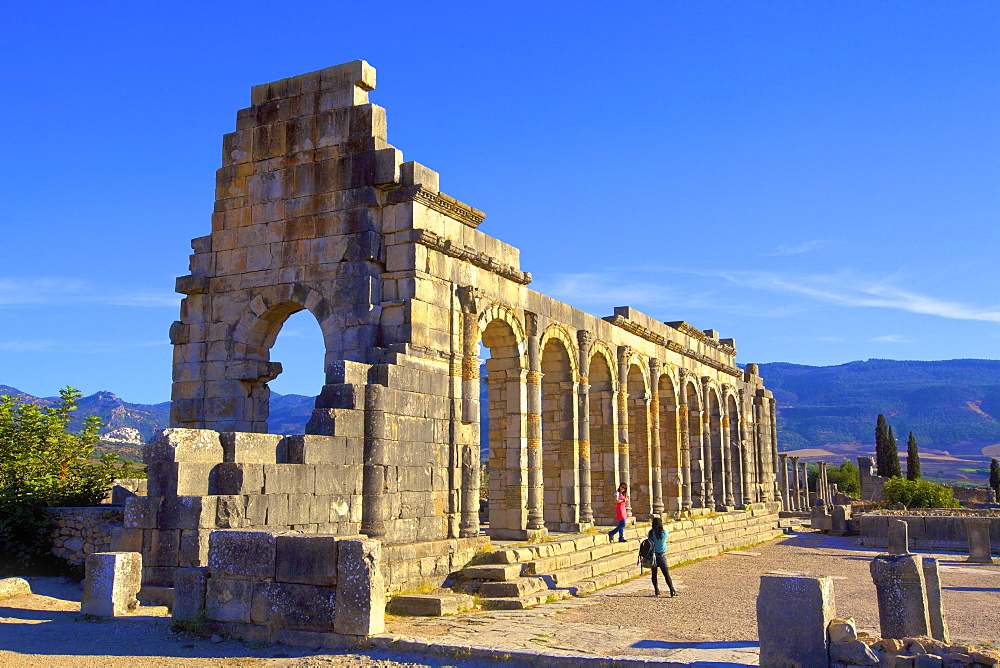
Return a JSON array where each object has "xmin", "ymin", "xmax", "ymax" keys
[
  {"xmin": 709, "ymin": 270, "xmax": 1000, "ymax": 323},
  {"xmin": 870, "ymin": 334, "xmax": 912, "ymax": 343},
  {"xmin": 0, "ymin": 278, "xmax": 178, "ymax": 307},
  {"xmin": 761, "ymin": 239, "xmax": 832, "ymax": 257}
]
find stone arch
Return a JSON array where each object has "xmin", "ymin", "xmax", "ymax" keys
[
  {"xmin": 725, "ymin": 391, "xmax": 745, "ymax": 506},
  {"xmin": 588, "ymin": 343, "xmax": 618, "ymax": 524},
  {"xmin": 478, "ymin": 304, "xmax": 528, "ymax": 536},
  {"xmin": 706, "ymin": 385, "xmax": 724, "ymax": 508},
  {"xmin": 539, "ymin": 331, "xmax": 578, "ymax": 529},
  {"xmin": 229, "ymin": 283, "xmax": 333, "ymax": 432},
  {"xmin": 626, "ymin": 361, "xmax": 652, "ymax": 518},
  {"xmin": 538, "ymin": 323, "xmax": 579, "ymax": 376},
  {"xmin": 684, "ymin": 376, "xmax": 707, "ymax": 508},
  {"xmin": 658, "ymin": 370, "xmax": 682, "ymax": 513}
]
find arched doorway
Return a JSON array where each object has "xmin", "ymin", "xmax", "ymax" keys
[
  {"xmin": 540, "ymin": 336, "xmax": 577, "ymax": 528},
  {"xmin": 658, "ymin": 373, "xmax": 682, "ymax": 513},
  {"xmin": 708, "ymin": 389, "xmax": 724, "ymax": 509},
  {"xmin": 588, "ymin": 350, "xmax": 617, "ymax": 525},
  {"xmin": 627, "ymin": 363, "xmax": 651, "ymax": 518},
  {"xmin": 727, "ymin": 393, "xmax": 745, "ymax": 506},
  {"xmin": 266, "ymin": 309, "xmax": 327, "ymax": 434},
  {"xmin": 686, "ymin": 380, "xmax": 706, "ymax": 508}
]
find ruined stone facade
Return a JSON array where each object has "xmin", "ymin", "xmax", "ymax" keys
[{"xmin": 168, "ymin": 60, "xmax": 779, "ymax": 544}]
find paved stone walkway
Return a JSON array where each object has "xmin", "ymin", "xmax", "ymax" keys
[{"xmin": 383, "ymin": 529, "xmax": 1000, "ymax": 666}]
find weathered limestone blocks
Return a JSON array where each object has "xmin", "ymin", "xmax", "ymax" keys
[
  {"xmin": 965, "ymin": 517, "xmax": 995, "ymax": 564},
  {"xmin": 757, "ymin": 574, "xmax": 836, "ymax": 667},
  {"xmin": 829, "ymin": 634, "xmax": 1000, "ymax": 667},
  {"xmin": 888, "ymin": 519, "xmax": 910, "ymax": 555},
  {"xmin": 0, "ymin": 578, "xmax": 31, "ymax": 599},
  {"xmin": 81, "ymin": 552, "xmax": 142, "ymax": 617},
  {"xmin": 174, "ymin": 529, "xmax": 385, "ymax": 646}
]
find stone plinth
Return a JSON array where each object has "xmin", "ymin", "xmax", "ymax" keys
[
  {"xmin": 870, "ymin": 553, "xmax": 930, "ymax": 639},
  {"xmin": 921, "ymin": 557, "xmax": 949, "ymax": 643},
  {"xmin": 888, "ymin": 518, "xmax": 910, "ymax": 555},
  {"xmin": 757, "ymin": 574, "xmax": 836, "ymax": 667},
  {"xmin": 81, "ymin": 551, "xmax": 142, "ymax": 617},
  {"xmin": 965, "ymin": 517, "xmax": 995, "ymax": 564}
]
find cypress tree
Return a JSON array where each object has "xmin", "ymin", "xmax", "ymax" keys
[
  {"xmin": 906, "ymin": 431, "xmax": 920, "ymax": 481},
  {"xmin": 990, "ymin": 458, "xmax": 1000, "ymax": 502},
  {"xmin": 875, "ymin": 414, "xmax": 890, "ymax": 476},
  {"xmin": 885, "ymin": 425, "xmax": 902, "ymax": 478}
]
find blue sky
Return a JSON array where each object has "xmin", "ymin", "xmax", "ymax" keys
[{"xmin": 1, "ymin": 1, "xmax": 997, "ymax": 404}]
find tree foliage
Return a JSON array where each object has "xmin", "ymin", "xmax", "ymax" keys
[
  {"xmin": 826, "ymin": 460, "xmax": 861, "ymax": 497},
  {"xmin": 882, "ymin": 477, "xmax": 960, "ymax": 509},
  {"xmin": 875, "ymin": 414, "xmax": 890, "ymax": 476},
  {"xmin": 990, "ymin": 458, "xmax": 1000, "ymax": 502},
  {"xmin": 0, "ymin": 388, "xmax": 132, "ymax": 566},
  {"xmin": 885, "ymin": 425, "xmax": 902, "ymax": 478},
  {"xmin": 906, "ymin": 431, "xmax": 921, "ymax": 481}
]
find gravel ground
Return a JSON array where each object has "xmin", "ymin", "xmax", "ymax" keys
[{"xmin": 554, "ymin": 531, "xmax": 1000, "ymax": 646}]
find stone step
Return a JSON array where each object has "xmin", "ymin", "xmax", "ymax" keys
[
  {"xmin": 388, "ymin": 593, "xmax": 475, "ymax": 616},
  {"xmin": 549, "ymin": 549, "xmax": 639, "ymax": 588},
  {"xmin": 459, "ymin": 563, "xmax": 523, "ymax": 581},
  {"xmin": 486, "ymin": 526, "xmax": 648, "ymax": 565},
  {"xmin": 523, "ymin": 537, "xmax": 635, "ymax": 575},
  {"xmin": 478, "ymin": 576, "xmax": 550, "ymax": 598}
]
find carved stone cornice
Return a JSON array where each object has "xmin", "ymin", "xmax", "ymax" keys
[
  {"xmin": 410, "ymin": 229, "xmax": 531, "ymax": 285},
  {"xmin": 387, "ymin": 185, "xmax": 486, "ymax": 228},
  {"xmin": 606, "ymin": 315, "xmax": 741, "ymax": 377}
]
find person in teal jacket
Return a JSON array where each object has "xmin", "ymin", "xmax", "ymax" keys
[{"xmin": 649, "ymin": 516, "xmax": 678, "ymax": 597}]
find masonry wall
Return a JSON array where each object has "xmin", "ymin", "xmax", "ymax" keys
[
  {"xmin": 166, "ymin": 60, "xmax": 780, "ymax": 548},
  {"xmin": 50, "ymin": 506, "xmax": 124, "ymax": 566}
]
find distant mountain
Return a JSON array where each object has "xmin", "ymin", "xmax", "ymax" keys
[
  {"xmin": 0, "ymin": 385, "xmax": 315, "ymax": 460},
  {"xmin": 757, "ymin": 359, "xmax": 1000, "ymax": 461}
]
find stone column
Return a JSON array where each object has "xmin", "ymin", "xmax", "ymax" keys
[
  {"xmin": 617, "ymin": 346, "xmax": 633, "ymax": 517},
  {"xmin": 777, "ymin": 453, "xmax": 788, "ymax": 511},
  {"xmin": 757, "ymin": 574, "xmax": 836, "ymax": 668},
  {"xmin": 789, "ymin": 457, "xmax": 800, "ymax": 511},
  {"xmin": 362, "ymin": 385, "xmax": 388, "ymax": 539},
  {"xmin": 525, "ymin": 325, "xmax": 545, "ymax": 532},
  {"xmin": 649, "ymin": 358, "xmax": 664, "ymax": 517},
  {"xmin": 799, "ymin": 461, "xmax": 808, "ymax": 511},
  {"xmin": 678, "ymin": 374, "xmax": 693, "ymax": 512},
  {"xmin": 721, "ymin": 413, "xmax": 735, "ymax": 507},
  {"xmin": 966, "ymin": 517, "xmax": 996, "ymax": 564},
  {"xmin": 457, "ymin": 288, "xmax": 481, "ymax": 538},
  {"xmin": 576, "ymin": 330, "xmax": 594, "ymax": 525},
  {"xmin": 870, "ymin": 554, "xmax": 930, "ymax": 639},
  {"xmin": 769, "ymin": 397, "xmax": 779, "ymax": 502}
]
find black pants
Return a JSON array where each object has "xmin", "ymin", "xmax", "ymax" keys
[{"xmin": 652, "ymin": 553, "xmax": 675, "ymax": 594}]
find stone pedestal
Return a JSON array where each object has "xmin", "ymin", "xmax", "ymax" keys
[
  {"xmin": 757, "ymin": 574, "xmax": 836, "ymax": 668},
  {"xmin": 870, "ymin": 553, "xmax": 930, "ymax": 639},
  {"xmin": 831, "ymin": 505, "xmax": 852, "ymax": 536},
  {"xmin": 888, "ymin": 519, "xmax": 910, "ymax": 555},
  {"xmin": 965, "ymin": 517, "xmax": 996, "ymax": 564},
  {"xmin": 81, "ymin": 551, "xmax": 142, "ymax": 617}
]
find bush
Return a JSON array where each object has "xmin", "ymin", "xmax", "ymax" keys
[
  {"xmin": 882, "ymin": 477, "xmax": 960, "ymax": 509},
  {"xmin": 827, "ymin": 460, "xmax": 861, "ymax": 497},
  {"xmin": 0, "ymin": 387, "xmax": 134, "ymax": 568}
]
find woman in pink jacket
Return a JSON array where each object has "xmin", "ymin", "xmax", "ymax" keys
[{"xmin": 607, "ymin": 483, "xmax": 628, "ymax": 543}]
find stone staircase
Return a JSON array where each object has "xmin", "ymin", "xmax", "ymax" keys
[{"xmin": 455, "ymin": 507, "xmax": 784, "ymax": 610}]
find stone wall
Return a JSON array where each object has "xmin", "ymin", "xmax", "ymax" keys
[
  {"xmin": 858, "ymin": 511, "xmax": 1000, "ymax": 551},
  {"xmin": 103, "ymin": 478, "xmax": 148, "ymax": 505},
  {"xmin": 166, "ymin": 59, "xmax": 780, "ymax": 547},
  {"xmin": 173, "ymin": 530, "xmax": 385, "ymax": 647},
  {"xmin": 50, "ymin": 507, "xmax": 124, "ymax": 566}
]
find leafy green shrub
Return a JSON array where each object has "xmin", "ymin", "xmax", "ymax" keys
[
  {"xmin": 827, "ymin": 460, "xmax": 861, "ymax": 497},
  {"xmin": 0, "ymin": 387, "xmax": 135, "ymax": 568},
  {"xmin": 882, "ymin": 477, "xmax": 960, "ymax": 509}
]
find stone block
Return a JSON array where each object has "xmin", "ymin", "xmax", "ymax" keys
[
  {"xmin": 889, "ymin": 519, "xmax": 910, "ymax": 555},
  {"xmin": 965, "ymin": 518, "xmax": 995, "ymax": 564},
  {"xmin": 315, "ymin": 466, "xmax": 362, "ymax": 496},
  {"xmin": 220, "ymin": 432, "xmax": 281, "ymax": 464},
  {"xmin": 334, "ymin": 538, "xmax": 385, "ymax": 636},
  {"xmin": 179, "ymin": 529, "xmax": 212, "ymax": 567},
  {"xmin": 208, "ymin": 529, "xmax": 281, "ymax": 579},
  {"xmin": 387, "ymin": 594, "xmax": 469, "ymax": 616},
  {"xmin": 922, "ymin": 557, "xmax": 949, "ymax": 643},
  {"xmin": 158, "ymin": 496, "xmax": 218, "ymax": 529},
  {"xmin": 251, "ymin": 581, "xmax": 337, "ymax": 631},
  {"xmin": 123, "ymin": 496, "xmax": 158, "ymax": 529},
  {"xmin": 263, "ymin": 464, "xmax": 316, "ymax": 495},
  {"xmin": 276, "ymin": 534, "xmax": 339, "ymax": 586},
  {"xmin": 266, "ymin": 494, "xmax": 289, "ymax": 526},
  {"xmin": 757, "ymin": 574, "xmax": 835, "ymax": 668},
  {"xmin": 213, "ymin": 463, "xmax": 265, "ymax": 495},
  {"xmin": 109, "ymin": 527, "xmax": 143, "ymax": 553},
  {"xmin": 205, "ymin": 576, "xmax": 254, "ymax": 623},
  {"xmin": 81, "ymin": 552, "xmax": 142, "ymax": 617},
  {"xmin": 830, "ymin": 639, "xmax": 880, "ymax": 665},
  {"xmin": 244, "ymin": 495, "xmax": 269, "ymax": 526},
  {"xmin": 173, "ymin": 567, "xmax": 209, "ymax": 622},
  {"xmin": 288, "ymin": 494, "xmax": 312, "ymax": 524},
  {"xmin": 148, "ymin": 462, "xmax": 217, "ymax": 496},
  {"xmin": 0, "ymin": 577, "xmax": 31, "ymax": 599},
  {"xmin": 144, "ymin": 428, "xmax": 224, "ymax": 463},
  {"xmin": 828, "ymin": 617, "xmax": 858, "ymax": 643},
  {"xmin": 215, "ymin": 495, "xmax": 246, "ymax": 529},
  {"xmin": 149, "ymin": 529, "xmax": 181, "ymax": 567},
  {"xmin": 871, "ymin": 554, "xmax": 930, "ymax": 639},
  {"xmin": 281, "ymin": 435, "xmax": 348, "ymax": 465}
]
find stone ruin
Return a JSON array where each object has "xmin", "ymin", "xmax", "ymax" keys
[{"xmin": 95, "ymin": 60, "xmax": 784, "ymax": 640}]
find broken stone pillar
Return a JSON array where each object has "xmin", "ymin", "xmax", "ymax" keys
[
  {"xmin": 757, "ymin": 574, "xmax": 836, "ymax": 667},
  {"xmin": 81, "ymin": 552, "xmax": 142, "ymax": 617},
  {"xmin": 831, "ymin": 505, "xmax": 852, "ymax": 536},
  {"xmin": 870, "ymin": 553, "xmax": 930, "ymax": 639},
  {"xmin": 778, "ymin": 453, "xmax": 788, "ymax": 511},
  {"xmin": 888, "ymin": 519, "xmax": 910, "ymax": 555},
  {"xmin": 333, "ymin": 537, "xmax": 385, "ymax": 636},
  {"xmin": 0, "ymin": 578, "xmax": 31, "ymax": 599},
  {"xmin": 921, "ymin": 557, "xmax": 949, "ymax": 643},
  {"xmin": 965, "ymin": 517, "xmax": 996, "ymax": 564}
]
